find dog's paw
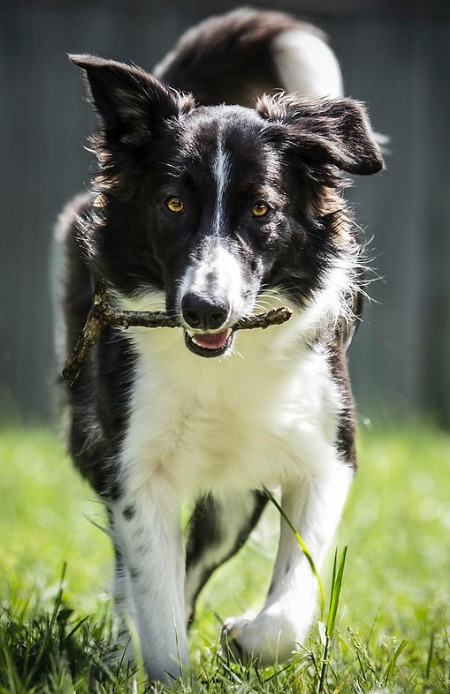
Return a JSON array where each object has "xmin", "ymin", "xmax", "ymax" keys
[
  {"xmin": 220, "ymin": 608, "xmax": 304, "ymax": 666},
  {"xmin": 220, "ymin": 613, "xmax": 256, "ymax": 664}
]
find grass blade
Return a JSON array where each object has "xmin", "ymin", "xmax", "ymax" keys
[
  {"xmin": 327, "ymin": 546, "xmax": 347, "ymax": 637},
  {"xmin": 382, "ymin": 638, "xmax": 407, "ymax": 685},
  {"xmin": 317, "ymin": 547, "xmax": 348, "ymax": 694}
]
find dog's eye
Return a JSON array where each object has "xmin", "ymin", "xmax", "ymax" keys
[
  {"xmin": 165, "ymin": 196, "xmax": 185, "ymax": 214},
  {"xmin": 251, "ymin": 201, "xmax": 270, "ymax": 218}
]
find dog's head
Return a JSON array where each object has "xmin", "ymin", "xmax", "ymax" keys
[{"xmin": 72, "ymin": 55, "xmax": 383, "ymax": 357}]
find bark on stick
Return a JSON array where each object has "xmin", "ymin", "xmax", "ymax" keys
[{"xmin": 63, "ymin": 281, "xmax": 292, "ymax": 386}]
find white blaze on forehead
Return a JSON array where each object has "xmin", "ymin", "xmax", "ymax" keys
[
  {"xmin": 213, "ymin": 136, "xmax": 231, "ymax": 235},
  {"xmin": 176, "ymin": 131, "xmax": 248, "ymax": 323}
]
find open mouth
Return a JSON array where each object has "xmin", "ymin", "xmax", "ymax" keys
[{"xmin": 184, "ymin": 328, "xmax": 234, "ymax": 358}]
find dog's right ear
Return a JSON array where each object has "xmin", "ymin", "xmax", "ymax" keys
[{"xmin": 69, "ymin": 54, "xmax": 193, "ymax": 148}]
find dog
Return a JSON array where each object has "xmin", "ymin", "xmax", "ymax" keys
[{"xmin": 56, "ymin": 7, "xmax": 383, "ymax": 685}]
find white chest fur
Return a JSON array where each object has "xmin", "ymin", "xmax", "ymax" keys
[{"xmin": 119, "ymin": 318, "xmax": 341, "ymax": 501}]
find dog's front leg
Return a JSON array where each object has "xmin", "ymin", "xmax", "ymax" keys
[
  {"xmin": 222, "ymin": 458, "xmax": 353, "ymax": 665},
  {"xmin": 112, "ymin": 481, "xmax": 189, "ymax": 685}
]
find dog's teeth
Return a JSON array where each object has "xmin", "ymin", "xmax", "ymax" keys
[{"xmin": 191, "ymin": 329, "xmax": 231, "ymax": 350}]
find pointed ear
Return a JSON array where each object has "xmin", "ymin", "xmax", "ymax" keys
[
  {"xmin": 69, "ymin": 54, "xmax": 193, "ymax": 147},
  {"xmin": 257, "ymin": 95, "xmax": 384, "ymax": 176}
]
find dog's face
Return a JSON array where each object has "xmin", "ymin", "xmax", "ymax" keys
[{"xmin": 73, "ymin": 55, "xmax": 383, "ymax": 358}]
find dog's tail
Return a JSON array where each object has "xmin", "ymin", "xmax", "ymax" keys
[{"xmin": 154, "ymin": 8, "xmax": 343, "ymax": 104}]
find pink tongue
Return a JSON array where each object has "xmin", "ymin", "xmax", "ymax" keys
[{"xmin": 192, "ymin": 330, "xmax": 230, "ymax": 350}]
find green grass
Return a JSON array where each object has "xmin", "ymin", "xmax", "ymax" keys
[{"xmin": 0, "ymin": 423, "xmax": 449, "ymax": 692}]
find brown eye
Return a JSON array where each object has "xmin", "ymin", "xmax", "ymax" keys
[
  {"xmin": 165, "ymin": 196, "xmax": 185, "ymax": 214},
  {"xmin": 251, "ymin": 201, "xmax": 270, "ymax": 218}
]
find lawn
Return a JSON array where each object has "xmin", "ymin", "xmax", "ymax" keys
[{"xmin": 0, "ymin": 423, "xmax": 449, "ymax": 692}]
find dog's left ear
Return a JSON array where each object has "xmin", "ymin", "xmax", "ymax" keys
[
  {"xmin": 69, "ymin": 54, "xmax": 193, "ymax": 148},
  {"xmin": 257, "ymin": 95, "xmax": 384, "ymax": 176}
]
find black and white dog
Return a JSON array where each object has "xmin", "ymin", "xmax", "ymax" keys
[{"xmin": 56, "ymin": 8, "xmax": 383, "ymax": 685}]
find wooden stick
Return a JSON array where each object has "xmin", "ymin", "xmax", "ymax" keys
[{"xmin": 62, "ymin": 281, "xmax": 292, "ymax": 386}]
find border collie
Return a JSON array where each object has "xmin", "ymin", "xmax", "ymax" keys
[{"xmin": 56, "ymin": 8, "xmax": 383, "ymax": 685}]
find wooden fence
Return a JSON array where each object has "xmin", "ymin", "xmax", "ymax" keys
[{"xmin": 1, "ymin": 0, "xmax": 449, "ymax": 424}]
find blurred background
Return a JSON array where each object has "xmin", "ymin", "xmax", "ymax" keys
[{"xmin": 1, "ymin": 0, "xmax": 449, "ymax": 426}]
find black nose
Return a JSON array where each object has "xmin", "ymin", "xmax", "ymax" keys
[{"xmin": 181, "ymin": 293, "xmax": 230, "ymax": 331}]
